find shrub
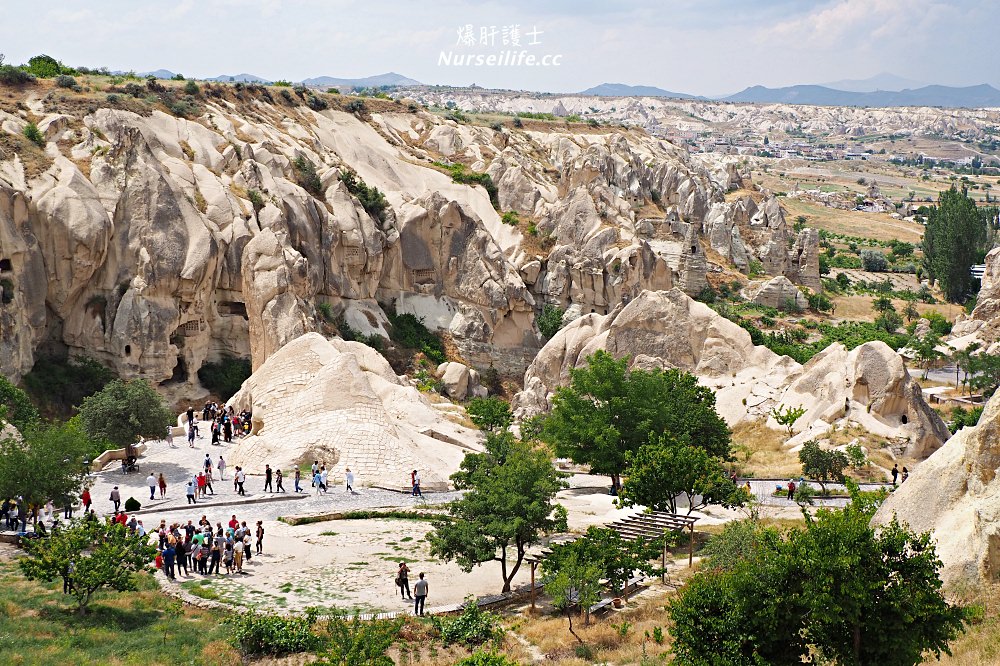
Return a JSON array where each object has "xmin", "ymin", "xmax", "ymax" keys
[
  {"xmin": 500, "ymin": 211, "xmax": 519, "ymax": 226},
  {"xmin": 54, "ymin": 74, "xmax": 77, "ymax": 88},
  {"xmin": 454, "ymin": 653, "xmax": 519, "ymax": 666},
  {"xmin": 466, "ymin": 397, "xmax": 513, "ymax": 432},
  {"xmin": 293, "ymin": 156, "xmax": 323, "ymax": 196},
  {"xmin": 340, "ymin": 169, "xmax": 388, "ymax": 222},
  {"xmin": 22, "ymin": 356, "xmax": 116, "ymax": 418},
  {"xmin": 537, "ymin": 303, "xmax": 565, "ymax": 339},
  {"xmin": 387, "ymin": 311, "xmax": 445, "ymax": 363},
  {"xmin": 345, "ymin": 99, "xmax": 366, "ymax": 114},
  {"xmin": 526, "ymin": 222, "xmax": 538, "ymax": 236},
  {"xmin": 861, "ymin": 249, "xmax": 889, "ymax": 272},
  {"xmin": 226, "ymin": 608, "xmax": 322, "ymax": 656},
  {"xmin": 273, "ymin": 79, "xmax": 292, "ymax": 87},
  {"xmin": 123, "ymin": 497, "xmax": 141, "ymax": 512},
  {"xmin": 0, "ymin": 62, "xmax": 35, "ymax": 85},
  {"xmin": 326, "ymin": 87, "xmax": 340, "ymax": 94},
  {"xmin": 184, "ymin": 80, "xmax": 199, "ymax": 95},
  {"xmin": 23, "ymin": 122, "xmax": 45, "ymax": 147},
  {"xmin": 435, "ymin": 599, "xmax": 504, "ymax": 648},
  {"xmin": 317, "ymin": 301, "xmax": 334, "ymax": 323},
  {"xmin": 316, "ymin": 612, "xmax": 403, "ymax": 666},
  {"xmin": 807, "ymin": 291, "xmax": 833, "ymax": 313},
  {"xmin": 307, "ymin": 94, "xmax": 329, "ymax": 111},
  {"xmin": 25, "ymin": 54, "xmax": 64, "ymax": 78},
  {"xmin": 0, "ymin": 375, "xmax": 40, "ymax": 432},
  {"xmin": 433, "ymin": 162, "xmax": 500, "ymax": 210},
  {"xmin": 247, "ymin": 189, "xmax": 266, "ymax": 215},
  {"xmin": 197, "ymin": 357, "xmax": 252, "ymax": 399}
]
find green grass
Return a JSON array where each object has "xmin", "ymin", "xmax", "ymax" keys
[{"xmin": 0, "ymin": 561, "xmax": 238, "ymax": 665}]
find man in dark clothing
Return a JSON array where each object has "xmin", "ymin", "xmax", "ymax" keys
[
  {"xmin": 413, "ymin": 573, "xmax": 428, "ymax": 616},
  {"xmin": 264, "ymin": 465, "xmax": 273, "ymax": 492},
  {"xmin": 163, "ymin": 544, "xmax": 176, "ymax": 580},
  {"xmin": 891, "ymin": 463, "xmax": 899, "ymax": 486}
]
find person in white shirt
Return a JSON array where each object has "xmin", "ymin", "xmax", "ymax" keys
[
  {"xmin": 146, "ymin": 473, "xmax": 157, "ymax": 500},
  {"xmin": 345, "ymin": 468, "xmax": 354, "ymax": 493},
  {"xmin": 320, "ymin": 467, "xmax": 329, "ymax": 494}
]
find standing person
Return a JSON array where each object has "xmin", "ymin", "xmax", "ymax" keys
[
  {"xmin": 166, "ymin": 425, "xmax": 175, "ymax": 448},
  {"xmin": 242, "ymin": 522, "xmax": 252, "ymax": 562},
  {"xmin": 175, "ymin": 539, "xmax": 188, "ymax": 577},
  {"xmin": 197, "ymin": 472, "xmax": 207, "ymax": 498},
  {"xmin": 62, "ymin": 495, "xmax": 73, "ymax": 520},
  {"xmin": 146, "ymin": 473, "xmax": 157, "ymax": 501},
  {"xmin": 81, "ymin": 488, "xmax": 92, "ymax": 513},
  {"xmin": 233, "ymin": 466, "xmax": 240, "ymax": 492},
  {"xmin": 396, "ymin": 562, "xmax": 412, "ymax": 599},
  {"xmin": 163, "ymin": 542, "xmax": 176, "ymax": 580},
  {"xmin": 236, "ymin": 468, "xmax": 246, "ymax": 496},
  {"xmin": 209, "ymin": 529, "xmax": 224, "ymax": 575},
  {"xmin": 891, "ymin": 463, "xmax": 899, "ymax": 486},
  {"xmin": 204, "ymin": 455, "xmax": 213, "ymax": 479},
  {"xmin": 204, "ymin": 471, "xmax": 214, "ymax": 496},
  {"xmin": 255, "ymin": 521, "xmax": 264, "ymax": 555},
  {"xmin": 294, "ymin": 468, "xmax": 302, "ymax": 493},
  {"xmin": 186, "ymin": 405, "xmax": 195, "ymax": 429},
  {"xmin": 346, "ymin": 468, "xmax": 354, "ymax": 493},
  {"xmin": 233, "ymin": 532, "xmax": 244, "ymax": 573},
  {"xmin": 186, "ymin": 481, "xmax": 197, "ymax": 504},
  {"xmin": 264, "ymin": 465, "xmax": 273, "ymax": 493},
  {"xmin": 411, "ymin": 470, "xmax": 421, "ymax": 497},
  {"xmin": 413, "ymin": 573, "xmax": 428, "ymax": 616},
  {"xmin": 110, "ymin": 486, "xmax": 121, "ymax": 512},
  {"xmin": 311, "ymin": 461, "xmax": 319, "ymax": 487},
  {"xmin": 275, "ymin": 469, "xmax": 285, "ymax": 493},
  {"xmin": 211, "ymin": 422, "xmax": 220, "ymax": 446},
  {"xmin": 901, "ymin": 466, "xmax": 909, "ymax": 482},
  {"xmin": 313, "ymin": 470, "xmax": 323, "ymax": 495},
  {"xmin": 158, "ymin": 473, "xmax": 167, "ymax": 499},
  {"xmin": 787, "ymin": 479, "xmax": 796, "ymax": 502},
  {"xmin": 217, "ymin": 456, "xmax": 226, "ymax": 480},
  {"xmin": 320, "ymin": 467, "xmax": 329, "ymax": 494},
  {"xmin": 187, "ymin": 425, "xmax": 196, "ymax": 447}
]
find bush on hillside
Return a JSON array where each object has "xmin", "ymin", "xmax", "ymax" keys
[
  {"xmin": 197, "ymin": 357, "xmax": 252, "ymax": 399},
  {"xmin": 386, "ymin": 311, "xmax": 445, "ymax": 363}
]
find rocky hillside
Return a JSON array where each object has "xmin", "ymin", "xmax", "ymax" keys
[{"xmin": 0, "ymin": 78, "xmax": 815, "ymax": 390}]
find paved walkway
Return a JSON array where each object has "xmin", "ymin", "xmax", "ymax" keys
[{"xmin": 86, "ymin": 435, "xmax": 461, "ymax": 527}]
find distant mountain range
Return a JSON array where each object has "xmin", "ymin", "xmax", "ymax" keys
[
  {"xmin": 721, "ymin": 83, "xmax": 1000, "ymax": 108},
  {"xmin": 578, "ymin": 76, "xmax": 1000, "ymax": 108},
  {"xmin": 139, "ymin": 70, "xmax": 420, "ymax": 88},
  {"xmin": 578, "ymin": 83, "xmax": 702, "ymax": 99}
]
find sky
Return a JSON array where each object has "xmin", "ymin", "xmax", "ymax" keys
[{"xmin": 2, "ymin": 0, "xmax": 998, "ymax": 95}]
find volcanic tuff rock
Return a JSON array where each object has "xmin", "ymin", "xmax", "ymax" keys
[
  {"xmin": 745, "ymin": 275, "xmax": 807, "ymax": 310},
  {"xmin": 227, "ymin": 332, "xmax": 481, "ymax": 487},
  {"xmin": 513, "ymin": 289, "xmax": 948, "ymax": 458},
  {"xmin": 873, "ymin": 387, "xmax": 1000, "ymax": 585}
]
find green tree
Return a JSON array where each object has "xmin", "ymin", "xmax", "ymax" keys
[
  {"xmin": 954, "ymin": 342, "xmax": 981, "ymax": 392},
  {"xmin": 542, "ymin": 546, "xmax": 602, "ymax": 641},
  {"xmin": 798, "ymin": 440, "xmax": 847, "ymax": 493},
  {"xmin": 969, "ymin": 352, "xmax": 1000, "ymax": 398},
  {"xmin": 911, "ymin": 332, "xmax": 943, "ymax": 380},
  {"xmin": 669, "ymin": 486, "xmax": 966, "ymax": 666},
  {"xmin": 536, "ymin": 303, "xmax": 566, "ymax": 340},
  {"xmin": 770, "ymin": 404, "xmax": 806, "ymax": 436},
  {"xmin": 77, "ymin": 379, "xmax": 174, "ymax": 448},
  {"xmin": 547, "ymin": 526, "xmax": 661, "ymax": 602},
  {"xmin": 429, "ymin": 432, "xmax": 568, "ymax": 593},
  {"xmin": 465, "ymin": 396, "xmax": 512, "ymax": 432},
  {"xmin": 315, "ymin": 612, "xmax": 403, "ymax": 666},
  {"xmin": 0, "ymin": 375, "xmax": 40, "ymax": 431},
  {"xmin": 25, "ymin": 54, "xmax": 65, "ymax": 77},
  {"xmin": 619, "ymin": 435, "xmax": 745, "ymax": 515},
  {"xmin": 540, "ymin": 351, "xmax": 730, "ymax": 490},
  {"xmin": 923, "ymin": 187, "xmax": 996, "ymax": 302},
  {"xmin": 19, "ymin": 520, "xmax": 157, "ymax": 613},
  {"xmin": 872, "ymin": 294, "xmax": 895, "ymax": 314},
  {"xmin": 0, "ymin": 419, "xmax": 92, "ymax": 517},
  {"xmin": 902, "ymin": 298, "xmax": 920, "ymax": 322}
]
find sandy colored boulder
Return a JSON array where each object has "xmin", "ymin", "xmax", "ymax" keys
[
  {"xmin": 227, "ymin": 333, "xmax": 481, "ymax": 488},
  {"xmin": 746, "ymin": 276, "xmax": 807, "ymax": 310}
]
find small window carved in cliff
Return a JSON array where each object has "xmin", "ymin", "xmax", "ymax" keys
[{"xmin": 0, "ymin": 259, "xmax": 11, "ymax": 272}]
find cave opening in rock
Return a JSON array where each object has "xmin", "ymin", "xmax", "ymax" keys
[
  {"xmin": 0, "ymin": 278, "xmax": 13, "ymax": 305},
  {"xmin": 0, "ymin": 258, "xmax": 11, "ymax": 272},
  {"xmin": 901, "ymin": 414, "xmax": 908, "ymax": 424},
  {"xmin": 124, "ymin": 344, "xmax": 131, "ymax": 356},
  {"xmin": 171, "ymin": 355, "xmax": 188, "ymax": 382}
]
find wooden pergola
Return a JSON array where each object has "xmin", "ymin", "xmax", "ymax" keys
[{"xmin": 525, "ymin": 511, "xmax": 700, "ymax": 609}]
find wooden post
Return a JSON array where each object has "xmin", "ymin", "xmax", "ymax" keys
[
  {"xmin": 530, "ymin": 561, "xmax": 536, "ymax": 610},
  {"xmin": 688, "ymin": 524, "xmax": 694, "ymax": 568},
  {"xmin": 662, "ymin": 531, "xmax": 667, "ymax": 583}
]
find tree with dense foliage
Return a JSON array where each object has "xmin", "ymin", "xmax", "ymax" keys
[
  {"xmin": 0, "ymin": 375, "xmax": 40, "ymax": 431},
  {"xmin": 465, "ymin": 396, "xmax": 512, "ymax": 432},
  {"xmin": 798, "ymin": 440, "xmax": 847, "ymax": 493},
  {"xmin": 923, "ymin": 187, "xmax": 997, "ymax": 303},
  {"xmin": 429, "ymin": 431, "xmax": 567, "ymax": 593},
  {"xmin": 861, "ymin": 249, "xmax": 889, "ymax": 272},
  {"xmin": 543, "ymin": 547, "xmax": 602, "ymax": 641},
  {"xmin": 911, "ymin": 332, "xmax": 944, "ymax": 380},
  {"xmin": 540, "ymin": 351, "xmax": 731, "ymax": 490},
  {"xmin": 969, "ymin": 352, "xmax": 1000, "ymax": 398},
  {"xmin": 536, "ymin": 304, "xmax": 566, "ymax": 340},
  {"xmin": 669, "ymin": 483, "xmax": 967, "ymax": 666},
  {"xmin": 619, "ymin": 435, "xmax": 746, "ymax": 515},
  {"xmin": 0, "ymin": 419, "xmax": 92, "ymax": 516},
  {"xmin": 19, "ymin": 520, "xmax": 157, "ymax": 613},
  {"xmin": 77, "ymin": 379, "xmax": 174, "ymax": 448}
]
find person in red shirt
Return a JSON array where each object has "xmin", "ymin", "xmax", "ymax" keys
[
  {"xmin": 115, "ymin": 511, "xmax": 128, "ymax": 526},
  {"xmin": 228, "ymin": 515, "xmax": 239, "ymax": 530},
  {"xmin": 81, "ymin": 488, "xmax": 92, "ymax": 512},
  {"xmin": 197, "ymin": 473, "xmax": 207, "ymax": 497}
]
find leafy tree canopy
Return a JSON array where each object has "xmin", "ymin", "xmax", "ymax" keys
[
  {"xmin": 429, "ymin": 431, "xmax": 567, "ymax": 593},
  {"xmin": 466, "ymin": 396, "xmax": 513, "ymax": 432},
  {"xmin": 540, "ymin": 351, "xmax": 731, "ymax": 489},
  {"xmin": 923, "ymin": 187, "xmax": 997, "ymax": 303},
  {"xmin": 77, "ymin": 379, "xmax": 173, "ymax": 449},
  {"xmin": 0, "ymin": 418, "xmax": 92, "ymax": 510}
]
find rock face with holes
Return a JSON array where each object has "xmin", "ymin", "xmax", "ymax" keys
[
  {"xmin": 873, "ymin": 388, "xmax": 1000, "ymax": 585},
  {"xmin": 513, "ymin": 288, "xmax": 947, "ymax": 458},
  {"xmin": 227, "ymin": 332, "xmax": 481, "ymax": 487}
]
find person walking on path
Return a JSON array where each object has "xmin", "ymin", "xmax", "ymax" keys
[
  {"xmin": 411, "ymin": 470, "xmax": 422, "ymax": 497},
  {"xmin": 320, "ymin": 467, "xmax": 329, "ymax": 494},
  {"xmin": 396, "ymin": 562, "xmax": 412, "ymax": 599},
  {"xmin": 217, "ymin": 456, "xmax": 226, "ymax": 480},
  {"xmin": 787, "ymin": 479, "xmax": 796, "ymax": 502},
  {"xmin": 110, "ymin": 486, "xmax": 121, "ymax": 512},
  {"xmin": 204, "ymin": 471, "xmax": 215, "ymax": 496},
  {"xmin": 255, "ymin": 521, "xmax": 264, "ymax": 555},
  {"xmin": 186, "ymin": 405, "xmax": 195, "ymax": 428},
  {"xmin": 81, "ymin": 488, "xmax": 92, "ymax": 513},
  {"xmin": 294, "ymin": 469, "xmax": 302, "ymax": 493},
  {"xmin": 891, "ymin": 463, "xmax": 899, "ymax": 486},
  {"xmin": 413, "ymin": 573, "xmax": 428, "ymax": 616},
  {"xmin": 204, "ymin": 455, "xmax": 213, "ymax": 479},
  {"xmin": 346, "ymin": 468, "xmax": 354, "ymax": 493},
  {"xmin": 236, "ymin": 468, "xmax": 246, "ymax": 496},
  {"xmin": 186, "ymin": 481, "xmax": 197, "ymax": 504},
  {"xmin": 313, "ymin": 470, "xmax": 323, "ymax": 495},
  {"xmin": 166, "ymin": 425, "xmax": 175, "ymax": 448},
  {"xmin": 197, "ymin": 472, "xmax": 207, "ymax": 498},
  {"xmin": 146, "ymin": 473, "xmax": 157, "ymax": 501},
  {"xmin": 158, "ymin": 473, "xmax": 167, "ymax": 499},
  {"xmin": 311, "ymin": 461, "xmax": 319, "ymax": 487},
  {"xmin": 275, "ymin": 468, "xmax": 285, "ymax": 492},
  {"xmin": 264, "ymin": 465, "xmax": 273, "ymax": 493}
]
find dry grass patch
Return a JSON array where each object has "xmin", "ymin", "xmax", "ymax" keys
[
  {"xmin": 731, "ymin": 419, "xmax": 800, "ymax": 478},
  {"xmin": 934, "ymin": 583, "xmax": 1000, "ymax": 665}
]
